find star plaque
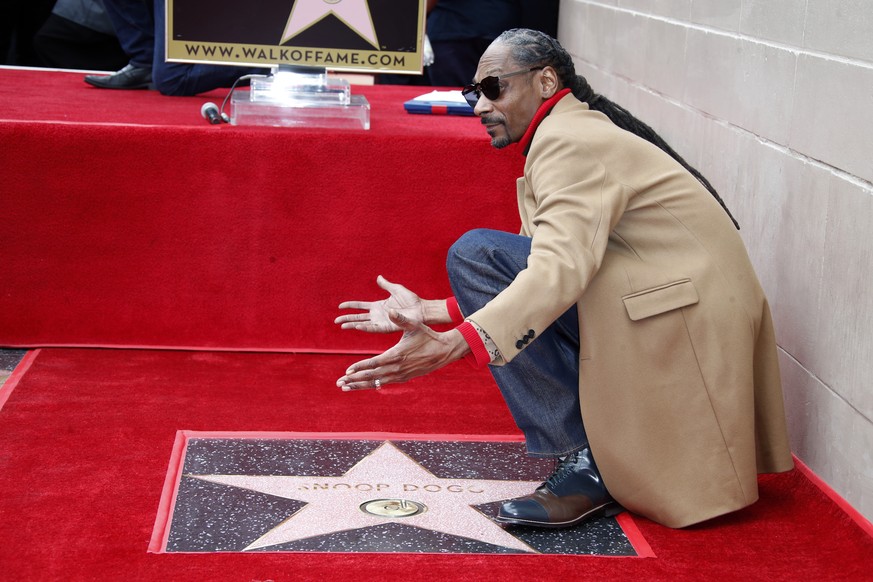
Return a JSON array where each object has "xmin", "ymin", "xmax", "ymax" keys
[
  {"xmin": 166, "ymin": 0, "xmax": 426, "ymax": 73},
  {"xmin": 150, "ymin": 432, "xmax": 649, "ymax": 556}
]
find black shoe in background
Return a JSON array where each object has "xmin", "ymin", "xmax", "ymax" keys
[{"xmin": 84, "ymin": 64, "xmax": 153, "ymax": 90}]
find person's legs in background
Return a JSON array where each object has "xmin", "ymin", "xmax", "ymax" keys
[
  {"xmin": 150, "ymin": 0, "xmax": 265, "ymax": 96},
  {"xmin": 85, "ymin": 0, "xmax": 262, "ymax": 94},
  {"xmin": 83, "ymin": 0, "xmax": 154, "ymax": 88},
  {"xmin": 100, "ymin": 0, "xmax": 153, "ymax": 68},
  {"xmin": 33, "ymin": 13, "xmax": 128, "ymax": 71}
]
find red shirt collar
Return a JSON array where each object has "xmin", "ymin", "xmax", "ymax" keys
[{"xmin": 517, "ymin": 88, "xmax": 572, "ymax": 155}]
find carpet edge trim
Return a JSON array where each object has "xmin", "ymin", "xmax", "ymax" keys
[
  {"xmin": 0, "ymin": 349, "xmax": 40, "ymax": 413},
  {"xmin": 148, "ymin": 430, "xmax": 191, "ymax": 553},
  {"xmin": 176, "ymin": 430, "xmax": 527, "ymax": 442},
  {"xmin": 615, "ymin": 512, "xmax": 656, "ymax": 558},
  {"xmin": 0, "ymin": 343, "xmax": 386, "ymax": 356},
  {"xmin": 792, "ymin": 454, "xmax": 873, "ymax": 538}
]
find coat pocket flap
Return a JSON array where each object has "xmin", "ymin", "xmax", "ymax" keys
[{"xmin": 622, "ymin": 279, "xmax": 699, "ymax": 321}]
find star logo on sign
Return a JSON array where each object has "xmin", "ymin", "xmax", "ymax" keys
[
  {"xmin": 190, "ymin": 441, "xmax": 543, "ymax": 552},
  {"xmin": 282, "ymin": 0, "xmax": 379, "ymax": 49}
]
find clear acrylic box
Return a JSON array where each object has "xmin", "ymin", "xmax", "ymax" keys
[
  {"xmin": 230, "ymin": 69, "xmax": 370, "ymax": 130},
  {"xmin": 249, "ymin": 72, "xmax": 351, "ymax": 104}
]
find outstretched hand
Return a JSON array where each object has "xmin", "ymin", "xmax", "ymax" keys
[
  {"xmin": 337, "ymin": 310, "xmax": 470, "ymax": 391},
  {"xmin": 335, "ymin": 275, "xmax": 425, "ymax": 334}
]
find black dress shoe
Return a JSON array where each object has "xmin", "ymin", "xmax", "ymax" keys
[
  {"xmin": 496, "ymin": 446, "xmax": 621, "ymax": 528},
  {"xmin": 84, "ymin": 64, "xmax": 153, "ymax": 90}
]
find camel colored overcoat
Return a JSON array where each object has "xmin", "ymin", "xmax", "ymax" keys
[{"xmin": 468, "ymin": 94, "xmax": 794, "ymax": 528}]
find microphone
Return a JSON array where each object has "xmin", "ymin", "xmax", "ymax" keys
[{"xmin": 201, "ymin": 102, "xmax": 223, "ymax": 125}]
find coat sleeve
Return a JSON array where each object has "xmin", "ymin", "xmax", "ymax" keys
[{"xmin": 468, "ymin": 123, "xmax": 634, "ymax": 361}]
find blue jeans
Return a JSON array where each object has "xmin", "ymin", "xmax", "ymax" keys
[
  {"xmin": 446, "ymin": 229, "xmax": 589, "ymax": 458},
  {"xmin": 102, "ymin": 0, "xmax": 263, "ymax": 96}
]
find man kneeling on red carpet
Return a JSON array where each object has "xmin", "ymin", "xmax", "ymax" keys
[{"xmin": 335, "ymin": 29, "xmax": 794, "ymax": 529}]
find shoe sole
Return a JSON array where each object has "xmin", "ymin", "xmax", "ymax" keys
[
  {"xmin": 84, "ymin": 83, "xmax": 153, "ymax": 90},
  {"xmin": 84, "ymin": 78, "xmax": 154, "ymax": 90},
  {"xmin": 494, "ymin": 501, "xmax": 622, "ymax": 529}
]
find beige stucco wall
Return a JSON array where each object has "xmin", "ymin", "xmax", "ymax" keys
[{"xmin": 558, "ymin": 0, "xmax": 872, "ymax": 522}]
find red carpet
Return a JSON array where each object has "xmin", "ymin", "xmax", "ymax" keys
[
  {"xmin": 0, "ymin": 67, "xmax": 524, "ymax": 352},
  {"xmin": 1, "ymin": 348, "xmax": 871, "ymax": 580},
  {"xmin": 2, "ymin": 67, "xmax": 872, "ymax": 579}
]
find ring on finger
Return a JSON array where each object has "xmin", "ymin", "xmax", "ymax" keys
[{"xmin": 374, "ymin": 378, "xmax": 382, "ymax": 389}]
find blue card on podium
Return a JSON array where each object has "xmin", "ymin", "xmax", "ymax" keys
[{"xmin": 404, "ymin": 90, "xmax": 475, "ymax": 116}]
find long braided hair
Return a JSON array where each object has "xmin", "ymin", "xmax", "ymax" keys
[{"xmin": 496, "ymin": 28, "xmax": 739, "ymax": 229}]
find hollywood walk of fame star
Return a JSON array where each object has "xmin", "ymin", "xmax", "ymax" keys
[
  {"xmin": 282, "ymin": 0, "xmax": 379, "ymax": 48},
  {"xmin": 189, "ymin": 441, "xmax": 545, "ymax": 553}
]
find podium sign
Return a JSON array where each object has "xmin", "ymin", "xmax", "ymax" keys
[{"xmin": 166, "ymin": 0, "xmax": 426, "ymax": 75}]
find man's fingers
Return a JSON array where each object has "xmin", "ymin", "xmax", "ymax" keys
[
  {"xmin": 338, "ymin": 357, "xmax": 394, "ymax": 391},
  {"xmin": 342, "ymin": 350, "xmax": 402, "ymax": 377},
  {"xmin": 345, "ymin": 356, "xmax": 380, "ymax": 375},
  {"xmin": 338, "ymin": 301, "xmax": 371, "ymax": 310},
  {"xmin": 388, "ymin": 309, "xmax": 414, "ymax": 329},
  {"xmin": 389, "ymin": 310, "xmax": 432, "ymax": 337},
  {"xmin": 376, "ymin": 275, "xmax": 392, "ymax": 289},
  {"xmin": 376, "ymin": 275, "xmax": 406, "ymax": 295},
  {"xmin": 335, "ymin": 313, "xmax": 368, "ymax": 323},
  {"xmin": 340, "ymin": 379, "xmax": 384, "ymax": 392}
]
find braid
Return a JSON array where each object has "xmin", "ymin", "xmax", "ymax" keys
[{"xmin": 495, "ymin": 29, "xmax": 740, "ymax": 230}]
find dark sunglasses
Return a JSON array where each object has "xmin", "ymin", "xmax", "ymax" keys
[{"xmin": 461, "ymin": 66, "xmax": 545, "ymax": 108}]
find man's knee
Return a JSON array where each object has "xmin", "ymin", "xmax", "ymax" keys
[
  {"xmin": 153, "ymin": 70, "xmax": 186, "ymax": 96},
  {"xmin": 153, "ymin": 63, "xmax": 203, "ymax": 96},
  {"xmin": 446, "ymin": 229, "xmax": 494, "ymax": 278}
]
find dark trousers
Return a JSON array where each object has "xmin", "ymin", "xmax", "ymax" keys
[
  {"xmin": 33, "ymin": 14, "xmax": 128, "ymax": 71},
  {"xmin": 101, "ymin": 0, "xmax": 262, "ymax": 96}
]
